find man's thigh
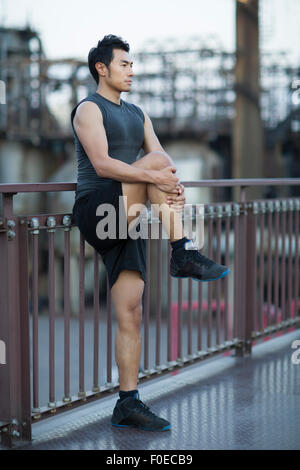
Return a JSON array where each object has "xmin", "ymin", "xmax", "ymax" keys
[
  {"xmin": 121, "ymin": 181, "xmax": 147, "ymax": 225},
  {"xmin": 121, "ymin": 152, "xmax": 171, "ymax": 225}
]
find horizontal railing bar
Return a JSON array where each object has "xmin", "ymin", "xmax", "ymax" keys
[
  {"xmin": 251, "ymin": 317, "xmax": 300, "ymax": 339},
  {"xmin": 1, "ymin": 178, "xmax": 300, "ymax": 194},
  {"xmin": 0, "ymin": 183, "xmax": 76, "ymax": 193},
  {"xmin": 182, "ymin": 179, "xmax": 300, "ymax": 188}
]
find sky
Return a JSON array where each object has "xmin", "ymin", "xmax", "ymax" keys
[{"xmin": 1, "ymin": 0, "xmax": 300, "ymax": 65}]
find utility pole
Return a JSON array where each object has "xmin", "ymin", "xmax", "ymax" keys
[{"xmin": 233, "ymin": 0, "xmax": 264, "ymax": 200}]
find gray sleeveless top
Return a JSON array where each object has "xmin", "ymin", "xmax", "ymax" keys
[{"xmin": 71, "ymin": 92, "xmax": 145, "ymax": 202}]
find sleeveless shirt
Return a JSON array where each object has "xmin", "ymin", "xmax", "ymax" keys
[{"xmin": 70, "ymin": 92, "xmax": 145, "ymax": 202}]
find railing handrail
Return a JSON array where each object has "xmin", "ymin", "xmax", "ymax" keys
[{"xmin": 1, "ymin": 178, "xmax": 300, "ymax": 194}]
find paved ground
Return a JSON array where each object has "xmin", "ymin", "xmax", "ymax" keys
[{"xmin": 3, "ymin": 328, "xmax": 299, "ymax": 450}]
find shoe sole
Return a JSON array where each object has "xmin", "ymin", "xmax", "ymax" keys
[
  {"xmin": 171, "ymin": 268, "xmax": 231, "ymax": 282},
  {"xmin": 111, "ymin": 423, "xmax": 171, "ymax": 432}
]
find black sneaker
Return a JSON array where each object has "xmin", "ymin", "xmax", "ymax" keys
[
  {"xmin": 170, "ymin": 242, "xmax": 230, "ymax": 282},
  {"xmin": 111, "ymin": 392, "xmax": 171, "ymax": 431}
]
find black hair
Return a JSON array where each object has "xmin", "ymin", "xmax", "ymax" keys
[{"xmin": 88, "ymin": 34, "xmax": 130, "ymax": 84}]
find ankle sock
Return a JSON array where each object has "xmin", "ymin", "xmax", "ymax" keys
[
  {"xmin": 171, "ymin": 237, "xmax": 190, "ymax": 252},
  {"xmin": 119, "ymin": 389, "xmax": 138, "ymax": 402}
]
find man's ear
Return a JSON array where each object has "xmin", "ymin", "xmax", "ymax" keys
[{"xmin": 95, "ymin": 61, "xmax": 107, "ymax": 77}]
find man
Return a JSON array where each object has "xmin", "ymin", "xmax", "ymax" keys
[{"xmin": 71, "ymin": 34, "xmax": 230, "ymax": 432}]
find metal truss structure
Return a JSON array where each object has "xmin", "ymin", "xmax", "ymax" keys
[{"xmin": 0, "ymin": 26, "xmax": 299, "ymax": 144}]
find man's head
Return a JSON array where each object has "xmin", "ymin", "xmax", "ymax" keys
[{"xmin": 88, "ymin": 34, "xmax": 133, "ymax": 92}]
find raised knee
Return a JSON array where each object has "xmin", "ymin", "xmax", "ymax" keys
[{"xmin": 148, "ymin": 151, "xmax": 173, "ymax": 170}]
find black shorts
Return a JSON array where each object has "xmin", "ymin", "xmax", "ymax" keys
[{"xmin": 71, "ymin": 180, "xmax": 146, "ymax": 290}]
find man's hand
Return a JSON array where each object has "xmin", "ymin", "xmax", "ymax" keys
[
  {"xmin": 153, "ymin": 166, "xmax": 180, "ymax": 194},
  {"xmin": 166, "ymin": 183, "xmax": 186, "ymax": 212}
]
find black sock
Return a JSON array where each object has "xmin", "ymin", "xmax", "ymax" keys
[
  {"xmin": 171, "ymin": 236, "xmax": 190, "ymax": 252},
  {"xmin": 119, "ymin": 389, "xmax": 138, "ymax": 402}
]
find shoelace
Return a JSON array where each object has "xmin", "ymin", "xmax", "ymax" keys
[
  {"xmin": 184, "ymin": 249, "xmax": 215, "ymax": 268},
  {"xmin": 135, "ymin": 399, "xmax": 156, "ymax": 417}
]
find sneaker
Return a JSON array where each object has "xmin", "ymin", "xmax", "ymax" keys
[
  {"xmin": 170, "ymin": 242, "xmax": 230, "ymax": 282},
  {"xmin": 111, "ymin": 392, "xmax": 171, "ymax": 431}
]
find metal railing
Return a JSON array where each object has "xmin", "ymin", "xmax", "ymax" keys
[{"xmin": 0, "ymin": 179, "xmax": 300, "ymax": 447}]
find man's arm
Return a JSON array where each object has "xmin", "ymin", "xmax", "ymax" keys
[
  {"xmin": 73, "ymin": 101, "xmax": 178, "ymax": 189},
  {"xmin": 140, "ymin": 106, "xmax": 171, "ymax": 159}
]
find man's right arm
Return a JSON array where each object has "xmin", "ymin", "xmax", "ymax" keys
[{"xmin": 73, "ymin": 101, "xmax": 178, "ymax": 187}]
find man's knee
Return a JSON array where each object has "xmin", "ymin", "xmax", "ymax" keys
[
  {"xmin": 149, "ymin": 151, "xmax": 173, "ymax": 170},
  {"xmin": 133, "ymin": 151, "xmax": 173, "ymax": 171},
  {"xmin": 117, "ymin": 303, "xmax": 143, "ymax": 332}
]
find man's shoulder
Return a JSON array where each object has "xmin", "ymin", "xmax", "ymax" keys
[
  {"xmin": 76, "ymin": 93, "xmax": 101, "ymax": 109},
  {"xmin": 71, "ymin": 94, "xmax": 103, "ymax": 124}
]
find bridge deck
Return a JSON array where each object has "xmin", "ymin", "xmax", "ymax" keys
[{"xmin": 7, "ymin": 329, "xmax": 300, "ymax": 450}]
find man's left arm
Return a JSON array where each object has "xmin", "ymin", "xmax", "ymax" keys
[{"xmin": 140, "ymin": 107, "xmax": 186, "ymax": 211}]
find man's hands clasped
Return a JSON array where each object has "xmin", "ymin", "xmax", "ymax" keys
[
  {"xmin": 166, "ymin": 182, "xmax": 186, "ymax": 212},
  {"xmin": 154, "ymin": 165, "xmax": 186, "ymax": 212}
]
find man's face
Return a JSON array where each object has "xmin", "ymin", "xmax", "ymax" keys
[{"xmin": 97, "ymin": 48, "xmax": 134, "ymax": 92}]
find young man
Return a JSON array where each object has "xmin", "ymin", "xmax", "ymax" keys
[{"xmin": 71, "ymin": 35, "xmax": 230, "ymax": 432}]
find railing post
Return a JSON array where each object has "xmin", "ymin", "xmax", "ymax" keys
[
  {"xmin": 244, "ymin": 203, "xmax": 257, "ymax": 354},
  {"xmin": 0, "ymin": 194, "xmax": 31, "ymax": 447},
  {"xmin": 234, "ymin": 200, "xmax": 256, "ymax": 357},
  {"xmin": 234, "ymin": 199, "xmax": 247, "ymax": 356}
]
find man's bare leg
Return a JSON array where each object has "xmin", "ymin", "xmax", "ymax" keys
[
  {"xmin": 112, "ymin": 153, "xmax": 182, "ymax": 392},
  {"xmin": 122, "ymin": 152, "xmax": 185, "ymax": 242},
  {"xmin": 112, "ymin": 153, "xmax": 229, "ymax": 392},
  {"xmin": 110, "ymin": 267, "xmax": 170, "ymax": 431},
  {"xmin": 111, "ymin": 269, "xmax": 144, "ymax": 391}
]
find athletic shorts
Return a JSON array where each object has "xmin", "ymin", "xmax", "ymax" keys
[{"xmin": 71, "ymin": 180, "xmax": 147, "ymax": 290}]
